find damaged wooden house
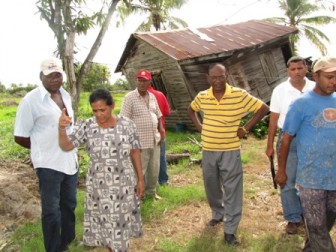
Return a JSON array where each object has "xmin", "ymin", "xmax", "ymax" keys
[{"xmin": 114, "ymin": 20, "xmax": 298, "ymax": 130}]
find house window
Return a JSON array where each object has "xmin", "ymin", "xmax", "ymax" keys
[
  {"xmin": 259, "ymin": 52, "xmax": 279, "ymax": 84},
  {"xmin": 151, "ymin": 72, "xmax": 176, "ymax": 110}
]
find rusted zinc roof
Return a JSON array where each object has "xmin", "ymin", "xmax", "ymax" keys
[{"xmin": 115, "ymin": 20, "xmax": 297, "ymax": 72}]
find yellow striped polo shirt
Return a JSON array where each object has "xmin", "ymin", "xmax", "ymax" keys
[{"xmin": 190, "ymin": 84, "xmax": 263, "ymax": 151}]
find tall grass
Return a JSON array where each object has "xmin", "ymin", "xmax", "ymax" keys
[
  {"xmin": 77, "ymin": 91, "xmax": 126, "ymax": 119},
  {"xmin": 2, "ymin": 91, "xmax": 304, "ymax": 252},
  {"xmin": 1, "ymin": 91, "xmax": 207, "ymax": 251},
  {"xmin": 0, "ymin": 94, "xmax": 29, "ymax": 159},
  {"xmin": 9, "ymin": 156, "xmax": 206, "ymax": 251}
]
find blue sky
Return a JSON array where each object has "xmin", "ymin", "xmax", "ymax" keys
[{"xmin": 0, "ymin": 0, "xmax": 335, "ymax": 87}]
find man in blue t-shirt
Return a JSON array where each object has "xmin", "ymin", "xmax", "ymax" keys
[{"xmin": 275, "ymin": 56, "xmax": 336, "ymax": 252}]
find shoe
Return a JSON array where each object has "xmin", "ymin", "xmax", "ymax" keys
[
  {"xmin": 154, "ymin": 193, "xmax": 162, "ymax": 200},
  {"xmin": 302, "ymin": 239, "xmax": 311, "ymax": 252},
  {"xmin": 285, "ymin": 222, "xmax": 299, "ymax": 234},
  {"xmin": 142, "ymin": 193, "xmax": 162, "ymax": 201},
  {"xmin": 224, "ymin": 233, "xmax": 239, "ymax": 246},
  {"xmin": 207, "ymin": 219, "xmax": 222, "ymax": 227}
]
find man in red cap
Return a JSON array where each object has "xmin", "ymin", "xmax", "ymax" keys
[
  {"xmin": 148, "ymin": 83, "xmax": 170, "ymax": 186},
  {"xmin": 120, "ymin": 69, "xmax": 164, "ymax": 199}
]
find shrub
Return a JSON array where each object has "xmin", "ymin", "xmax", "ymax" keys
[
  {"xmin": 241, "ymin": 113, "xmax": 269, "ymax": 139},
  {"xmin": 7, "ymin": 83, "xmax": 38, "ymax": 95}
]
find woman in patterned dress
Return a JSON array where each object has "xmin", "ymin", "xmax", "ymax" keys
[{"xmin": 58, "ymin": 89, "xmax": 145, "ymax": 252}]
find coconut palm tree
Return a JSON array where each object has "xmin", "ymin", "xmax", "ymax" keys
[
  {"xmin": 264, "ymin": 0, "xmax": 336, "ymax": 55},
  {"xmin": 117, "ymin": 0, "xmax": 188, "ymax": 31}
]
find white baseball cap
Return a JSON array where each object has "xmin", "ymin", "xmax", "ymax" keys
[{"xmin": 40, "ymin": 57, "xmax": 64, "ymax": 75}]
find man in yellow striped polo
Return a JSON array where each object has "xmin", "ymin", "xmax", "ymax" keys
[{"xmin": 188, "ymin": 63, "xmax": 269, "ymax": 246}]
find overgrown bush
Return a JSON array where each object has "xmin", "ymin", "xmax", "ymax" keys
[
  {"xmin": 241, "ymin": 113, "xmax": 269, "ymax": 139},
  {"xmin": 111, "ymin": 78, "xmax": 131, "ymax": 91},
  {"xmin": 7, "ymin": 83, "xmax": 38, "ymax": 95},
  {"xmin": 0, "ymin": 83, "xmax": 6, "ymax": 93}
]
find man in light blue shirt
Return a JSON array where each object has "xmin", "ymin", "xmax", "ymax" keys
[
  {"xmin": 275, "ymin": 56, "xmax": 336, "ymax": 252},
  {"xmin": 14, "ymin": 57, "xmax": 78, "ymax": 252}
]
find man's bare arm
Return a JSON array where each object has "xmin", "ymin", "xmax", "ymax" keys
[
  {"xmin": 14, "ymin": 136, "xmax": 31, "ymax": 149},
  {"xmin": 187, "ymin": 106, "xmax": 202, "ymax": 133},
  {"xmin": 265, "ymin": 112, "xmax": 280, "ymax": 158},
  {"xmin": 275, "ymin": 132, "xmax": 293, "ymax": 187}
]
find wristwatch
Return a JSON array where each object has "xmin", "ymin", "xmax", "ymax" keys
[{"xmin": 242, "ymin": 126, "xmax": 249, "ymax": 134}]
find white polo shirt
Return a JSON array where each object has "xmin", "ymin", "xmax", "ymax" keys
[
  {"xmin": 270, "ymin": 77, "xmax": 315, "ymax": 128},
  {"xmin": 14, "ymin": 86, "xmax": 78, "ymax": 174}
]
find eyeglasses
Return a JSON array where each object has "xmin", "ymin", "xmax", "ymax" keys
[{"xmin": 209, "ymin": 75, "xmax": 226, "ymax": 81}]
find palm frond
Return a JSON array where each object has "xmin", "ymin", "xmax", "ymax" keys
[
  {"xmin": 116, "ymin": 0, "xmax": 188, "ymax": 31},
  {"xmin": 267, "ymin": 0, "xmax": 336, "ymax": 56},
  {"xmin": 302, "ymin": 27, "xmax": 328, "ymax": 55},
  {"xmin": 263, "ymin": 17, "xmax": 287, "ymax": 24},
  {"xmin": 300, "ymin": 24, "xmax": 330, "ymax": 42},
  {"xmin": 300, "ymin": 15, "xmax": 336, "ymax": 25}
]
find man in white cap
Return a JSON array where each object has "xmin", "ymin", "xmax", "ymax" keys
[
  {"xmin": 275, "ymin": 56, "xmax": 336, "ymax": 251},
  {"xmin": 14, "ymin": 57, "xmax": 78, "ymax": 252}
]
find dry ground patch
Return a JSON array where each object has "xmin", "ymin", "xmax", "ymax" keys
[{"xmin": 1, "ymin": 137, "xmax": 335, "ymax": 251}]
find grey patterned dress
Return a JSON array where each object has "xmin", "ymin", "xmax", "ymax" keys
[{"xmin": 69, "ymin": 115, "xmax": 143, "ymax": 251}]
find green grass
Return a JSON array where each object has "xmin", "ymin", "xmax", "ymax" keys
[
  {"xmin": 154, "ymin": 228, "xmax": 304, "ymax": 252},
  {"xmin": 1, "ymin": 91, "xmax": 304, "ymax": 252},
  {"xmin": 0, "ymin": 99, "xmax": 29, "ymax": 159},
  {"xmin": 0, "ymin": 90, "xmax": 208, "ymax": 251},
  {"xmin": 166, "ymin": 131, "xmax": 202, "ymax": 157},
  {"xmin": 12, "ymin": 191, "xmax": 86, "ymax": 251},
  {"xmin": 10, "ymin": 220, "xmax": 44, "ymax": 251},
  {"xmin": 8, "ymin": 162, "xmax": 206, "ymax": 251},
  {"xmin": 141, "ymin": 179, "xmax": 206, "ymax": 222},
  {"xmin": 77, "ymin": 91, "xmax": 126, "ymax": 119}
]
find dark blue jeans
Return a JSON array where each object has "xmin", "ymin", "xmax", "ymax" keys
[
  {"xmin": 158, "ymin": 139, "xmax": 169, "ymax": 185},
  {"xmin": 36, "ymin": 168, "xmax": 78, "ymax": 252}
]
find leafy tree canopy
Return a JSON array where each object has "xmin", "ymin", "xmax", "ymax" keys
[
  {"xmin": 75, "ymin": 62, "xmax": 111, "ymax": 92},
  {"xmin": 36, "ymin": 0, "xmax": 122, "ymax": 116},
  {"xmin": 117, "ymin": 0, "xmax": 189, "ymax": 31},
  {"xmin": 35, "ymin": 0, "xmax": 189, "ymax": 117}
]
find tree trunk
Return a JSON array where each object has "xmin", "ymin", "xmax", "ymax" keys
[
  {"xmin": 75, "ymin": 0, "xmax": 121, "ymax": 117},
  {"xmin": 37, "ymin": 0, "xmax": 123, "ymax": 118},
  {"xmin": 61, "ymin": 0, "xmax": 78, "ymax": 117},
  {"xmin": 63, "ymin": 31, "xmax": 78, "ymax": 117},
  {"xmin": 166, "ymin": 153, "xmax": 190, "ymax": 165}
]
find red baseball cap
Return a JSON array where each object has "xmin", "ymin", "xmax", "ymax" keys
[{"xmin": 136, "ymin": 69, "xmax": 152, "ymax": 80}]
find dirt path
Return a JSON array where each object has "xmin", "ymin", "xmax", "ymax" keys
[
  {"xmin": 0, "ymin": 138, "xmax": 293, "ymax": 251},
  {"xmin": 0, "ymin": 152, "xmax": 286, "ymax": 251},
  {"xmin": 128, "ymin": 155, "xmax": 298, "ymax": 251},
  {"xmin": 0, "ymin": 150, "xmax": 284, "ymax": 251},
  {"xmin": 1, "ymin": 138, "xmax": 335, "ymax": 251},
  {"xmin": 0, "ymin": 160, "xmax": 40, "ymax": 250}
]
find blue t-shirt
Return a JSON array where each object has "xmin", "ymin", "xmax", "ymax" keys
[{"xmin": 283, "ymin": 90, "xmax": 336, "ymax": 190}]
